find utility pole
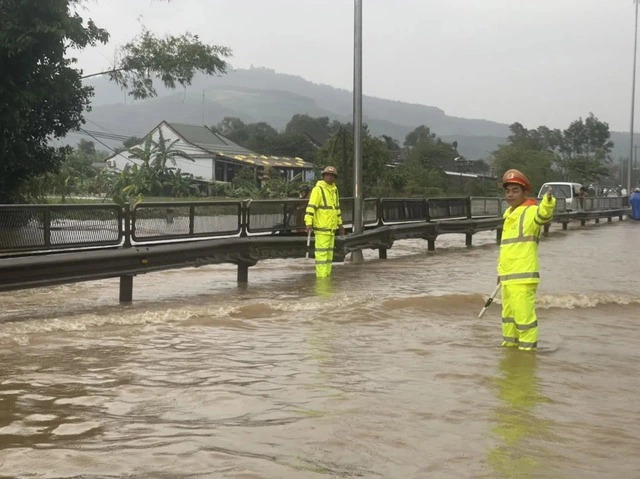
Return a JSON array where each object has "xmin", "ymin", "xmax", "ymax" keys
[
  {"xmin": 351, "ymin": 0, "xmax": 364, "ymax": 263},
  {"xmin": 629, "ymin": 0, "xmax": 639, "ymax": 194}
]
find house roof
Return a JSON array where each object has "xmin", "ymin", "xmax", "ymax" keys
[{"xmin": 166, "ymin": 122, "xmax": 313, "ymax": 169}]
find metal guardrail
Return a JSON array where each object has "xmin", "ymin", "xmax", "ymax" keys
[
  {"xmin": 0, "ymin": 204, "xmax": 122, "ymax": 253},
  {"xmin": 427, "ymin": 197, "xmax": 469, "ymax": 220},
  {"xmin": 380, "ymin": 198, "xmax": 428, "ymax": 223},
  {"xmin": 132, "ymin": 201, "xmax": 242, "ymax": 241},
  {"xmin": 470, "ymin": 197, "xmax": 501, "ymax": 217},
  {"xmin": 0, "ymin": 195, "xmax": 631, "ymax": 255},
  {"xmin": 582, "ymin": 197, "xmax": 624, "ymax": 211}
]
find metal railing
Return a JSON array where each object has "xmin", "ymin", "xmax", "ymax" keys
[
  {"xmin": 0, "ymin": 204, "xmax": 122, "ymax": 253},
  {"xmin": 132, "ymin": 201, "xmax": 242, "ymax": 241},
  {"xmin": 1, "ymin": 195, "xmax": 630, "ymax": 255}
]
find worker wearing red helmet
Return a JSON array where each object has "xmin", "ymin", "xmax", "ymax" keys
[{"xmin": 498, "ymin": 169, "xmax": 555, "ymax": 351}]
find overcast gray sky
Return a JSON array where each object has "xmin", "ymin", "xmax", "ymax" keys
[{"xmin": 75, "ymin": 0, "xmax": 636, "ymax": 132}]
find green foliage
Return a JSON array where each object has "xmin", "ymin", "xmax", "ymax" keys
[
  {"xmin": 316, "ymin": 125, "xmax": 390, "ymax": 197},
  {"xmin": 491, "ymin": 145, "xmax": 558, "ymax": 192},
  {"xmin": 405, "ymin": 126, "xmax": 459, "ymax": 171},
  {"xmin": 285, "ymin": 114, "xmax": 340, "ymax": 145},
  {"xmin": 495, "ymin": 114, "xmax": 613, "ymax": 187},
  {"xmin": 105, "ymin": 30, "xmax": 231, "ymax": 100},
  {"xmin": 1, "ymin": 0, "xmax": 230, "ymax": 203},
  {"xmin": 0, "ymin": 0, "xmax": 109, "ymax": 203},
  {"xmin": 109, "ymin": 131, "xmax": 199, "ymax": 200},
  {"xmin": 214, "ymin": 116, "xmax": 317, "ymax": 161}
]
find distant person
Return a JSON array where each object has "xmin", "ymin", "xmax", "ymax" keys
[
  {"xmin": 631, "ymin": 188, "xmax": 640, "ymax": 220},
  {"xmin": 621, "ymin": 187, "xmax": 628, "ymax": 197},
  {"xmin": 577, "ymin": 186, "xmax": 587, "ymax": 210},
  {"xmin": 497, "ymin": 169, "xmax": 556, "ymax": 351},
  {"xmin": 305, "ymin": 166, "xmax": 344, "ymax": 278}
]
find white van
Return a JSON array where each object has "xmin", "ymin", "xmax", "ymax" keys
[{"xmin": 538, "ymin": 182, "xmax": 583, "ymax": 211}]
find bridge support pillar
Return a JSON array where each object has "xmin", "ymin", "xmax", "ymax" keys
[
  {"xmin": 543, "ymin": 224, "xmax": 550, "ymax": 237},
  {"xmin": 465, "ymin": 234, "xmax": 472, "ymax": 247},
  {"xmin": 237, "ymin": 263, "xmax": 250, "ymax": 284},
  {"xmin": 427, "ymin": 239, "xmax": 435, "ymax": 252},
  {"xmin": 119, "ymin": 275, "xmax": 133, "ymax": 303},
  {"xmin": 378, "ymin": 248, "xmax": 387, "ymax": 260}
]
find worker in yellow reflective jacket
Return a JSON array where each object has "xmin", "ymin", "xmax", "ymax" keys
[
  {"xmin": 305, "ymin": 166, "xmax": 345, "ymax": 278},
  {"xmin": 499, "ymin": 169, "xmax": 556, "ymax": 351}
]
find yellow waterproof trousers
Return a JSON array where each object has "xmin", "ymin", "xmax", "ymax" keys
[
  {"xmin": 314, "ymin": 233, "xmax": 335, "ymax": 278},
  {"xmin": 501, "ymin": 284, "xmax": 538, "ymax": 351}
]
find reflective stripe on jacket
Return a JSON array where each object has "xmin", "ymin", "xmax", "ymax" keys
[
  {"xmin": 498, "ymin": 196, "xmax": 556, "ymax": 285},
  {"xmin": 304, "ymin": 180, "xmax": 342, "ymax": 233}
]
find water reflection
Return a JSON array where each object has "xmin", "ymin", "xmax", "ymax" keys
[
  {"xmin": 489, "ymin": 351, "xmax": 551, "ymax": 478},
  {"xmin": 314, "ymin": 277, "xmax": 334, "ymax": 298}
]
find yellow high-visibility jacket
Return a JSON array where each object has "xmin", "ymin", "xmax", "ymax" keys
[
  {"xmin": 304, "ymin": 180, "xmax": 342, "ymax": 233},
  {"xmin": 498, "ymin": 196, "xmax": 556, "ymax": 285}
]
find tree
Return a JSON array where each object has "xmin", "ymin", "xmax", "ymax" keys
[
  {"xmin": 0, "ymin": 0, "xmax": 231, "ymax": 203},
  {"xmin": 285, "ymin": 114, "xmax": 339, "ymax": 146},
  {"xmin": 491, "ymin": 145, "xmax": 557, "ymax": 192},
  {"xmin": 316, "ymin": 124, "xmax": 389, "ymax": 196},
  {"xmin": 404, "ymin": 125, "xmax": 437, "ymax": 148},
  {"xmin": 380, "ymin": 135, "xmax": 401, "ymax": 151},
  {"xmin": 90, "ymin": 30, "xmax": 230, "ymax": 100},
  {"xmin": 495, "ymin": 115, "xmax": 613, "ymax": 186}
]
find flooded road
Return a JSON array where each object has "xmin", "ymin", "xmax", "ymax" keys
[{"xmin": 0, "ymin": 221, "xmax": 639, "ymax": 478}]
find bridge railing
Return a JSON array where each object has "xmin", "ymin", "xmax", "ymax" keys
[
  {"xmin": 0, "ymin": 204, "xmax": 122, "ymax": 253},
  {"xmin": 582, "ymin": 197, "xmax": 624, "ymax": 211},
  {"xmin": 427, "ymin": 197, "xmax": 469, "ymax": 220},
  {"xmin": 131, "ymin": 201, "xmax": 242, "ymax": 242},
  {"xmin": 379, "ymin": 198, "xmax": 428, "ymax": 223},
  {"xmin": 0, "ymin": 195, "xmax": 629, "ymax": 255}
]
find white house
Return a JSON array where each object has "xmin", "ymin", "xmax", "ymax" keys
[{"xmin": 104, "ymin": 121, "xmax": 315, "ymax": 183}]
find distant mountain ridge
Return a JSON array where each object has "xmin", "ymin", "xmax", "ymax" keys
[{"xmin": 81, "ymin": 67, "xmax": 633, "ymax": 161}]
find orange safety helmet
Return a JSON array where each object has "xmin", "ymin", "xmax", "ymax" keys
[
  {"xmin": 502, "ymin": 169, "xmax": 531, "ymax": 191},
  {"xmin": 322, "ymin": 166, "xmax": 338, "ymax": 177}
]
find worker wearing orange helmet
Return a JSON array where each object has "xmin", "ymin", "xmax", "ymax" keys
[
  {"xmin": 498, "ymin": 169, "xmax": 555, "ymax": 351},
  {"xmin": 305, "ymin": 166, "xmax": 345, "ymax": 277}
]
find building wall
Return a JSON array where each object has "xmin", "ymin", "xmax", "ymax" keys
[{"xmin": 106, "ymin": 123, "xmax": 216, "ymax": 181}]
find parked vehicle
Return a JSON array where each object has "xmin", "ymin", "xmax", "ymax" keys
[{"xmin": 538, "ymin": 182, "xmax": 583, "ymax": 211}]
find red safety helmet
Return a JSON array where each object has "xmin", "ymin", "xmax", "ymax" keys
[{"xmin": 502, "ymin": 169, "xmax": 531, "ymax": 191}]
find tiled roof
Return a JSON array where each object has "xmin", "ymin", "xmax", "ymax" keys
[{"xmin": 166, "ymin": 122, "xmax": 313, "ymax": 169}]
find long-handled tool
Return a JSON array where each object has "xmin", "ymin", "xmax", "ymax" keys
[
  {"xmin": 478, "ymin": 283, "xmax": 501, "ymax": 318},
  {"xmin": 306, "ymin": 230, "xmax": 312, "ymax": 259}
]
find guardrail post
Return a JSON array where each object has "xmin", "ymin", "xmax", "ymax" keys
[
  {"xmin": 43, "ymin": 207, "xmax": 51, "ymax": 248},
  {"xmin": 427, "ymin": 238, "xmax": 436, "ymax": 251},
  {"xmin": 608, "ymin": 216, "xmax": 612, "ymax": 223},
  {"xmin": 189, "ymin": 205, "xmax": 195, "ymax": 236},
  {"xmin": 496, "ymin": 227, "xmax": 502, "ymax": 245},
  {"xmin": 543, "ymin": 224, "xmax": 550, "ymax": 236},
  {"xmin": 240, "ymin": 200, "xmax": 249, "ymax": 237},
  {"xmin": 237, "ymin": 263, "xmax": 249, "ymax": 283},
  {"xmin": 378, "ymin": 248, "xmax": 387, "ymax": 259},
  {"xmin": 580, "ymin": 219, "xmax": 586, "ymax": 226},
  {"xmin": 119, "ymin": 275, "xmax": 133, "ymax": 303},
  {"xmin": 123, "ymin": 204, "xmax": 132, "ymax": 248},
  {"xmin": 465, "ymin": 233, "xmax": 473, "ymax": 247}
]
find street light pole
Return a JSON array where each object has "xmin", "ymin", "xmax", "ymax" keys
[
  {"xmin": 352, "ymin": 0, "xmax": 364, "ymax": 263},
  {"xmin": 629, "ymin": 0, "xmax": 639, "ymax": 194}
]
